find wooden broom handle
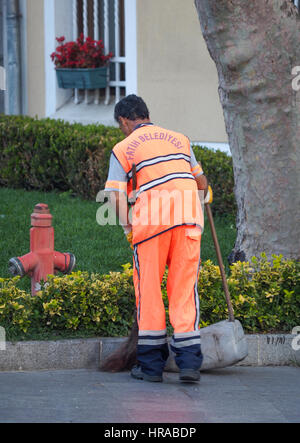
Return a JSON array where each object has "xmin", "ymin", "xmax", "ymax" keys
[{"xmin": 205, "ymin": 203, "xmax": 235, "ymax": 322}]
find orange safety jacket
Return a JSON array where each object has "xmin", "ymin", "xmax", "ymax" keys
[{"xmin": 112, "ymin": 124, "xmax": 203, "ymax": 246}]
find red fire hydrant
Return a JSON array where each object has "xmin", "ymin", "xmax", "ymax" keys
[{"xmin": 9, "ymin": 203, "xmax": 76, "ymax": 296}]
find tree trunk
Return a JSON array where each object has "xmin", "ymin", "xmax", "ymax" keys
[{"xmin": 194, "ymin": 0, "xmax": 300, "ymax": 262}]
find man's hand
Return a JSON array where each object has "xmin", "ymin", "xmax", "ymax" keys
[
  {"xmin": 126, "ymin": 231, "xmax": 133, "ymax": 250},
  {"xmin": 123, "ymin": 225, "xmax": 133, "ymax": 249},
  {"xmin": 195, "ymin": 174, "xmax": 208, "ymax": 192},
  {"xmin": 195, "ymin": 172, "xmax": 209, "ymax": 203}
]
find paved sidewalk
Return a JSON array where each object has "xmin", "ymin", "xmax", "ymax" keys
[{"xmin": 0, "ymin": 366, "xmax": 299, "ymax": 423}]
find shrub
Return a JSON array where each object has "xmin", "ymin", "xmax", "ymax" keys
[
  {"xmin": 0, "ymin": 255, "xmax": 299, "ymax": 340},
  {"xmin": 198, "ymin": 254, "xmax": 300, "ymax": 332},
  {"xmin": 0, "ymin": 115, "xmax": 124, "ymax": 199},
  {"xmin": 0, "ymin": 277, "xmax": 32, "ymax": 334},
  {"xmin": 230, "ymin": 254, "xmax": 300, "ymax": 332},
  {"xmin": 0, "ymin": 115, "xmax": 235, "ymax": 215},
  {"xmin": 32, "ymin": 264, "xmax": 135, "ymax": 337},
  {"xmin": 192, "ymin": 145, "xmax": 236, "ymax": 216}
]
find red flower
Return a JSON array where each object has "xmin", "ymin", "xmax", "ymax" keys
[{"xmin": 51, "ymin": 35, "xmax": 113, "ymax": 69}]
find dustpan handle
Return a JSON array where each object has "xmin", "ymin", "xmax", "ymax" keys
[{"xmin": 205, "ymin": 203, "xmax": 235, "ymax": 322}]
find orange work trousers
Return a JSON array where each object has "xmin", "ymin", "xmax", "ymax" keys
[{"xmin": 133, "ymin": 225, "xmax": 203, "ymax": 376}]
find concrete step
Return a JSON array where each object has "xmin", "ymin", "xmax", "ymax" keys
[{"xmin": 0, "ymin": 332, "xmax": 299, "ymax": 372}]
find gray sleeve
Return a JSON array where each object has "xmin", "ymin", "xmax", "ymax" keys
[
  {"xmin": 105, "ymin": 153, "xmax": 128, "ymax": 192},
  {"xmin": 190, "ymin": 146, "xmax": 204, "ymax": 177}
]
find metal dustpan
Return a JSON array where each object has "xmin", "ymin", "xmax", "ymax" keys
[
  {"xmin": 199, "ymin": 318, "xmax": 248, "ymax": 370},
  {"xmin": 165, "ymin": 319, "xmax": 248, "ymax": 372},
  {"xmin": 165, "ymin": 203, "xmax": 248, "ymax": 372}
]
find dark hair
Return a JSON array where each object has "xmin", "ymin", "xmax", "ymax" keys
[{"xmin": 114, "ymin": 94, "xmax": 149, "ymax": 122}]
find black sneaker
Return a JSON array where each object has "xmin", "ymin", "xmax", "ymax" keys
[
  {"xmin": 131, "ymin": 365, "xmax": 163, "ymax": 382},
  {"xmin": 179, "ymin": 369, "xmax": 201, "ymax": 383}
]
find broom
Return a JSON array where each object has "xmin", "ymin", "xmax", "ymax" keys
[
  {"xmin": 101, "ymin": 308, "xmax": 138, "ymax": 372},
  {"xmin": 101, "ymin": 163, "xmax": 139, "ymax": 372}
]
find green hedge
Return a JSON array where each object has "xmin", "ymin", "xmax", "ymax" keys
[
  {"xmin": 0, "ymin": 115, "xmax": 235, "ymax": 216},
  {"xmin": 0, "ymin": 115, "xmax": 123, "ymax": 199},
  {"xmin": 192, "ymin": 145, "xmax": 236, "ymax": 216},
  {"xmin": 0, "ymin": 255, "xmax": 299, "ymax": 340}
]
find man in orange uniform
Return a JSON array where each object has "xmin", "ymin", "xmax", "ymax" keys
[{"xmin": 105, "ymin": 95, "xmax": 209, "ymax": 383}]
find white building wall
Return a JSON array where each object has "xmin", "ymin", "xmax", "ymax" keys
[
  {"xmin": 44, "ymin": 0, "xmax": 73, "ymax": 116},
  {"xmin": 136, "ymin": 0, "xmax": 228, "ymax": 145}
]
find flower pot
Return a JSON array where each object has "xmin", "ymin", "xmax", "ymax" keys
[{"xmin": 56, "ymin": 66, "xmax": 108, "ymax": 90}]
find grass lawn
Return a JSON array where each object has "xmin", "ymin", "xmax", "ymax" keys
[{"xmin": 0, "ymin": 187, "xmax": 237, "ymax": 293}]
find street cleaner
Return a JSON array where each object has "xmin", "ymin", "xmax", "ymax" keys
[{"xmin": 104, "ymin": 94, "xmax": 212, "ymax": 383}]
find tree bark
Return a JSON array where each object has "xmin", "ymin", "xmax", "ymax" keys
[{"xmin": 194, "ymin": 0, "xmax": 300, "ymax": 262}]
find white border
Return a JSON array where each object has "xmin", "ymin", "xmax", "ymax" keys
[
  {"xmin": 124, "ymin": 0, "xmax": 137, "ymax": 95},
  {"xmin": 44, "ymin": 0, "xmax": 56, "ymax": 116},
  {"xmin": 43, "ymin": 0, "xmax": 137, "ymax": 115}
]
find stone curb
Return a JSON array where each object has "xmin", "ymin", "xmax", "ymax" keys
[
  {"xmin": 235, "ymin": 334, "xmax": 299, "ymax": 367},
  {"xmin": 0, "ymin": 334, "xmax": 299, "ymax": 372}
]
